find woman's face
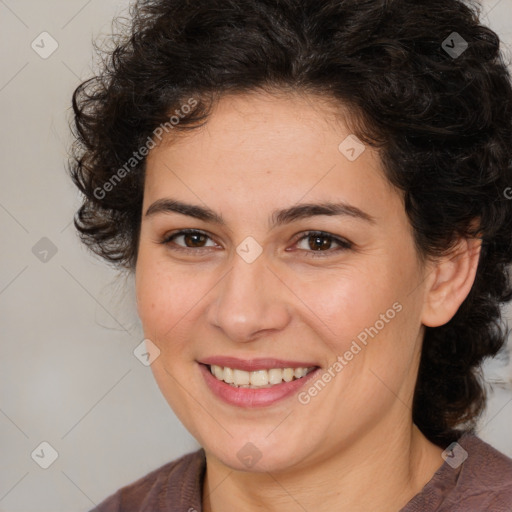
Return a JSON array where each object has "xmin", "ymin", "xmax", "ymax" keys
[{"xmin": 136, "ymin": 92, "xmax": 432, "ymax": 472}]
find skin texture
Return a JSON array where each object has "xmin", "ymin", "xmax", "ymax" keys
[{"xmin": 135, "ymin": 91, "xmax": 481, "ymax": 511}]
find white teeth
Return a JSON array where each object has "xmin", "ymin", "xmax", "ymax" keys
[
  {"xmin": 233, "ymin": 369, "xmax": 250, "ymax": 386},
  {"xmin": 209, "ymin": 364, "xmax": 314, "ymax": 388},
  {"xmin": 268, "ymin": 368, "xmax": 283, "ymax": 385},
  {"xmin": 223, "ymin": 366, "xmax": 234, "ymax": 384},
  {"xmin": 213, "ymin": 365, "xmax": 224, "ymax": 380},
  {"xmin": 283, "ymin": 368, "xmax": 294, "ymax": 382},
  {"xmin": 250, "ymin": 370, "xmax": 268, "ymax": 386},
  {"xmin": 294, "ymin": 367, "xmax": 305, "ymax": 378}
]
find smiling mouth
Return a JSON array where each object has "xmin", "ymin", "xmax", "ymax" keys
[{"xmin": 207, "ymin": 364, "xmax": 318, "ymax": 388}]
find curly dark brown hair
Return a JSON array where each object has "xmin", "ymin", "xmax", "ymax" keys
[{"xmin": 68, "ymin": 0, "xmax": 512, "ymax": 447}]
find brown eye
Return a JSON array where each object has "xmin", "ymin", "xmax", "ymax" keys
[
  {"xmin": 295, "ymin": 231, "xmax": 352, "ymax": 258},
  {"xmin": 161, "ymin": 229, "xmax": 217, "ymax": 250},
  {"xmin": 306, "ymin": 234, "xmax": 334, "ymax": 251},
  {"xmin": 182, "ymin": 232, "xmax": 208, "ymax": 247}
]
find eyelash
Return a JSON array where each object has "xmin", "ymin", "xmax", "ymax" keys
[{"xmin": 159, "ymin": 229, "xmax": 352, "ymax": 258}]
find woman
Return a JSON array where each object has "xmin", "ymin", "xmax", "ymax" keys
[{"xmin": 69, "ymin": 0, "xmax": 512, "ymax": 510}]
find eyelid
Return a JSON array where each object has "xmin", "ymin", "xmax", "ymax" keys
[
  {"xmin": 291, "ymin": 231, "xmax": 353, "ymax": 257},
  {"xmin": 160, "ymin": 228, "xmax": 220, "ymax": 250}
]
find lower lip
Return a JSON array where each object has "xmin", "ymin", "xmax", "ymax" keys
[{"xmin": 199, "ymin": 363, "xmax": 320, "ymax": 408}]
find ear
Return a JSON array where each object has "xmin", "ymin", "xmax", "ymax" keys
[{"xmin": 421, "ymin": 236, "xmax": 482, "ymax": 327}]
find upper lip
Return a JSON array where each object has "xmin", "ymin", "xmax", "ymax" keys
[{"xmin": 199, "ymin": 356, "xmax": 319, "ymax": 372}]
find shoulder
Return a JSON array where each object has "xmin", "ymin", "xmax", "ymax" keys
[
  {"xmin": 91, "ymin": 448, "xmax": 206, "ymax": 512},
  {"xmin": 402, "ymin": 433, "xmax": 512, "ymax": 512},
  {"xmin": 456, "ymin": 434, "xmax": 512, "ymax": 504}
]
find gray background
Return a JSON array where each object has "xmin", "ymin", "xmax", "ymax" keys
[{"xmin": 1, "ymin": 1, "xmax": 511, "ymax": 511}]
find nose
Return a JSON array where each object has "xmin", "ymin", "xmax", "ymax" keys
[{"xmin": 206, "ymin": 251, "xmax": 291, "ymax": 343}]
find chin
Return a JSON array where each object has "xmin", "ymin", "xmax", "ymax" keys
[{"xmin": 204, "ymin": 434, "xmax": 311, "ymax": 474}]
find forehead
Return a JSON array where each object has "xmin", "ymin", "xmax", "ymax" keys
[
  {"xmin": 143, "ymin": 91, "xmax": 399, "ymax": 223},
  {"xmin": 151, "ymin": 92, "xmax": 348, "ymax": 160}
]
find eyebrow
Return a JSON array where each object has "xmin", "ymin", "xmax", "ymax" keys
[{"xmin": 144, "ymin": 198, "xmax": 376, "ymax": 227}]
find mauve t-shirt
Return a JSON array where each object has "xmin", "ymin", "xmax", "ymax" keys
[{"xmin": 91, "ymin": 433, "xmax": 512, "ymax": 512}]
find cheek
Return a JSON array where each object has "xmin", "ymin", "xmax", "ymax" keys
[
  {"xmin": 135, "ymin": 257, "xmax": 180, "ymax": 339},
  {"xmin": 308, "ymin": 256, "xmax": 418, "ymax": 368},
  {"xmin": 303, "ymin": 264, "xmax": 395, "ymax": 342},
  {"xmin": 135, "ymin": 256, "xmax": 210, "ymax": 344}
]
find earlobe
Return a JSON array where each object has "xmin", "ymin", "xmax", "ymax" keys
[{"xmin": 421, "ymin": 237, "xmax": 482, "ymax": 328}]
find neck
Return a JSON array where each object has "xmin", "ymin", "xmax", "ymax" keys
[{"xmin": 202, "ymin": 422, "xmax": 443, "ymax": 512}]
